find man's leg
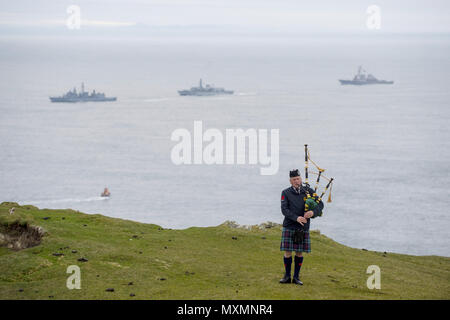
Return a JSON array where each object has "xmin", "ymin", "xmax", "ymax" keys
[
  {"xmin": 292, "ymin": 252, "xmax": 304, "ymax": 285},
  {"xmin": 279, "ymin": 251, "xmax": 292, "ymax": 283}
]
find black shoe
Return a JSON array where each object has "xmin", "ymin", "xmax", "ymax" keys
[
  {"xmin": 279, "ymin": 275, "xmax": 291, "ymax": 284},
  {"xmin": 292, "ymin": 277, "xmax": 303, "ymax": 285}
]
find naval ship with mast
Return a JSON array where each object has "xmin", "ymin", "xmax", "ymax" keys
[
  {"xmin": 339, "ymin": 66, "xmax": 394, "ymax": 85},
  {"xmin": 49, "ymin": 83, "xmax": 117, "ymax": 102},
  {"xmin": 178, "ymin": 79, "xmax": 234, "ymax": 96}
]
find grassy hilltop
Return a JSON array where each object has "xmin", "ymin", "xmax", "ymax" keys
[{"xmin": 0, "ymin": 202, "xmax": 449, "ymax": 300}]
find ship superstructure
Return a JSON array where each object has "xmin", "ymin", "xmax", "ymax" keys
[
  {"xmin": 178, "ymin": 79, "xmax": 234, "ymax": 96},
  {"xmin": 339, "ymin": 67, "xmax": 394, "ymax": 85},
  {"xmin": 50, "ymin": 83, "xmax": 117, "ymax": 102}
]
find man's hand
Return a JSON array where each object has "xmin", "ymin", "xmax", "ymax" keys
[
  {"xmin": 304, "ymin": 210, "xmax": 314, "ymax": 219},
  {"xmin": 297, "ymin": 216, "xmax": 307, "ymax": 225}
]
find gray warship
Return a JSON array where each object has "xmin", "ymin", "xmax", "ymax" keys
[
  {"xmin": 178, "ymin": 79, "xmax": 233, "ymax": 96},
  {"xmin": 339, "ymin": 67, "xmax": 394, "ymax": 85},
  {"xmin": 50, "ymin": 83, "xmax": 117, "ymax": 102}
]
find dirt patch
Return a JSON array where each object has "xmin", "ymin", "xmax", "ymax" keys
[{"xmin": 0, "ymin": 222, "xmax": 46, "ymax": 250}]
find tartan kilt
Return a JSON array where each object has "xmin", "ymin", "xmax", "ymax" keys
[{"xmin": 280, "ymin": 227, "xmax": 311, "ymax": 253}]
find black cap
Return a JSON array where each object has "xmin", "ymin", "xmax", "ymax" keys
[{"xmin": 289, "ymin": 169, "xmax": 300, "ymax": 178}]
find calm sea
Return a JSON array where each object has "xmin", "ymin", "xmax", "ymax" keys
[{"xmin": 0, "ymin": 34, "xmax": 449, "ymax": 256}]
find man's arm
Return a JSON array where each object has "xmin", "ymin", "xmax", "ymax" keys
[{"xmin": 281, "ymin": 191, "xmax": 299, "ymax": 222}]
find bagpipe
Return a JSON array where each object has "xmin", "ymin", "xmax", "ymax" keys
[{"xmin": 302, "ymin": 144, "xmax": 334, "ymax": 216}]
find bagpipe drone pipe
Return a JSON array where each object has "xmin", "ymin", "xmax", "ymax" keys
[{"xmin": 303, "ymin": 144, "xmax": 334, "ymax": 217}]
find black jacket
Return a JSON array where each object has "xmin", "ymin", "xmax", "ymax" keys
[{"xmin": 281, "ymin": 185, "xmax": 324, "ymax": 231}]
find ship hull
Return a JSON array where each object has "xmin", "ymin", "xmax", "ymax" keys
[
  {"xmin": 178, "ymin": 90, "xmax": 234, "ymax": 96},
  {"xmin": 339, "ymin": 80, "xmax": 394, "ymax": 85},
  {"xmin": 49, "ymin": 97, "xmax": 117, "ymax": 103}
]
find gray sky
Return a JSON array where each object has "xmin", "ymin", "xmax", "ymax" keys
[{"xmin": 1, "ymin": 0, "xmax": 449, "ymax": 34}]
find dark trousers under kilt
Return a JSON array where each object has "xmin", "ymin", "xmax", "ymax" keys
[{"xmin": 280, "ymin": 227, "xmax": 311, "ymax": 253}]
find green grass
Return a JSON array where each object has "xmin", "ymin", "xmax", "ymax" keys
[{"xmin": 0, "ymin": 202, "xmax": 449, "ymax": 300}]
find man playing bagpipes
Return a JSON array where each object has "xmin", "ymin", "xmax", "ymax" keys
[{"xmin": 279, "ymin": 145, "xmax": 333, "ymax": 285}]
